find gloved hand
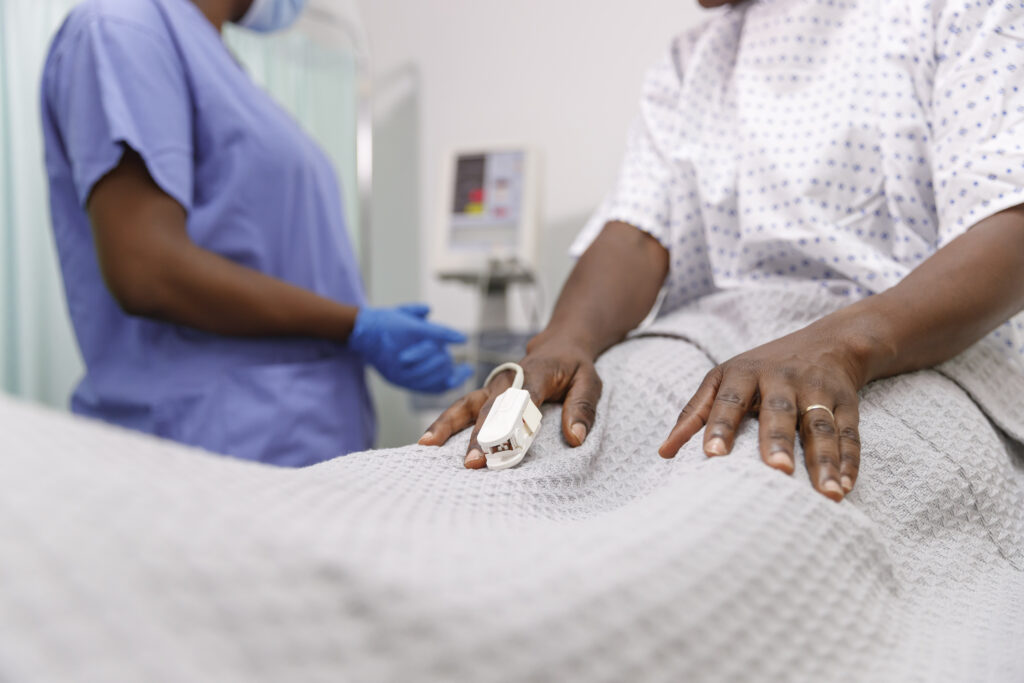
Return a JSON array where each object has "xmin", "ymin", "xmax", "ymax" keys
[{"xmin": 349, "ymin": 304, "xmax": 473, "ymax": 393}]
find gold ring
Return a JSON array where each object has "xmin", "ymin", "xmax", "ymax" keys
[{"xmin": 800, "ymin": 404, "xmax": 835, "ymax": 421}]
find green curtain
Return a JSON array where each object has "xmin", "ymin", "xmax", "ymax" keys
[
  {"xmin": 0, "ymin": 1, "xmax": 362, "ymax": 410},
  {"xmin": 0, "ymin": 0, "xmax": 83, "ymax": 408}
]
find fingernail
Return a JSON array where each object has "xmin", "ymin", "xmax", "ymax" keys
[
  {"xmin": 571, "ymin": 423, "xmax": 587, "ymax": 446},
  {"xmin": 465, "ymin": 449, "xmax": 486, "ymax": 469},
  {"xmin": 840, "ymin": 475, "xmax": 853, "ymax": 492},
  {"xmin": 823, "ymin": 480, "xmax": 844, "ymax": 500},
  {"xmin": 767, "ymin": 451, "xmax": 793, "ymax": 471},
  {"xmin": 418, "ymin": 431, "xmax": 433, "ymax": 445},
  {"xmin": 705, "ymin": 437, "xmax": 727, "ymax": 456}
]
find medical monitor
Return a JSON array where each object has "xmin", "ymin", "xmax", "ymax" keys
[{"xmin": 435, "ymin": 146, "xmax": 538, "ymax": 275}]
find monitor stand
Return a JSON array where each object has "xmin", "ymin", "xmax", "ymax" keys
[
  {"xmin": 439, "ymin": 258, "xmax": 535, "ymax": 333},
  {"xmin": 434, "ymin": 258, "xmax": 538, "ymax": 391}
]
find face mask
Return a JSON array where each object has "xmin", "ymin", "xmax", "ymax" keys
[{"xmin": 238, "ymin": 0, "xmax": 308, "ymax": 33}]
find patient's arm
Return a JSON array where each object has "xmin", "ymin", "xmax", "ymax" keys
[
  {"xmin": 420, "ymin": 221, "xmax": 668, "ymax": 468},
  {"xmin": 851, "ymin": 206, "xmax": 1024, "ymax": 380},
  {"xmin": 660, "ymin": 206, "xmax": 1024, "ymax": 501}
]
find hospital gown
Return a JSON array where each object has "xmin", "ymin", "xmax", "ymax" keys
[{"xmin": 573, "ymin": 0, "xmax": 1024, "ymax": 436}]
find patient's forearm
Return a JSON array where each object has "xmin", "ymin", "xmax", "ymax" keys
[
  {"xmin": 835, "ymin": 207, "xmax": 1024, "ymax": 382},
  {"xmin": 530, "ymin": 221, "xmax": 669, "ymax": 359}
]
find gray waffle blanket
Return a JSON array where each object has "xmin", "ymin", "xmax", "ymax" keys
[{"xmin": 2, "ymin": 284, "xmax": 1023, "ymax": 682}]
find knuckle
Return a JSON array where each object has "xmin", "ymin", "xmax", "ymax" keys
[
  {"xmin": 570, "ymin": 398, "xmax": 598, "ymax": 419},
  {"xmin": 766, "ymin": 430, "xmax": 794, "ymax": 443},
  {"xmin": 470, "ymin": 388, "xmax": 492, "ymax": 404},
  {"xmin": 714, "ymin": 391, "xmax": 745, "ymax": 407},
  {"xmin": 840, "ymin": 449, "xmax": 861, "ymax": 468},
  {"xmin": 442, "ymin": 401, "xmax": 471, "ymax": 422},
  {"xmin": 763, "ymin": 395, "xmax": 796, "ymax": 414},
  {"xmin": 811, "ymin": 450, "xmax": 841, "ymax": 469},
  {"xmin": 725, "ymin": 358, "xmax": 749, "ymax": 374},
  {"xmin": 779, "ymin": 365, "xmax": 800, "ymax": 383},
  {"xmin": 803, "ymin": 373, "xmax": 830, "ymax": 391},
  {"xmin": 836, "ymin": 394, "xmax": 859, "ymax": 409},
  {"xmin": 448, "ymin": 395, "xmax": 471, "ymax": 411},
  {"xmin": 518, "ymin": 357, "xmax": 541, "ymax": 375},
  {"xmin": 678, "ymin": 401, "xmax": 702, "ymax": 419},
  {"xmin": 701, "ymin": 366, "xmax": 725, "ymax": 390},
  {"xmin": 839, "ymin": 426, "xmax": 861, "ymax": 445},
  {"xmin": 709, "ymin": 418, "xmax": 735, "ymax": 438},
  {"xmin": 521, "ymin": 358, "xmax": 553, "ymax": 380},
  {"xmin": 808, "ymin": 418, "xmax": 837, "ymax": 436}
]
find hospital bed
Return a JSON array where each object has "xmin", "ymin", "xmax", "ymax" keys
[{"xmin": 2, "ymin": 283, "xmax": 1023, "ymax": 682}]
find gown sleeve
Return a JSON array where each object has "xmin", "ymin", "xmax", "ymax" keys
[
  {"xmin": 43, "ymin": 13, "xmax": 194, "ymax": 212},
  {"xmin": 569, "ymin": 44, "xmax": 687, "ymax": 258},
  {"xmin": 929, "ymin": 0, "xmax": 1024, "ymax": 246}
]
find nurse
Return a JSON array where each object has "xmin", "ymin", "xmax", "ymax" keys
[{"xmin": 41, "ymin": 0, "xmax": 471, "ymax": 466}]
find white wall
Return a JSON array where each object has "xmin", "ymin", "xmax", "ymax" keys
[
  {"xmin": 357, "ymin": 0, "xmax": 708, "ymax": 446},
  {"xmin": 359, "ymin": 0, "xmax": 706, "ymax": 325}
]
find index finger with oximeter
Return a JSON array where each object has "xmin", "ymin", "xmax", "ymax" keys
[{"xmin": 476, "ymin": 363, "xmax": 542, "ymax": 470}]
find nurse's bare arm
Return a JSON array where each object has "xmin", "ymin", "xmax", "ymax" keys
[
  {"xmin": 87, "ymin": 150, "xmax": 358, "ymax": 342},
  {"xmin": 660, "ymin": 206, "xmax": 1024, "ymax": 502},
  {"xmin": 420, "ymin": 220, "xmax": 668, "ymax": 468}
]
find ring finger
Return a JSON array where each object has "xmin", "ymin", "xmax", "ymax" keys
[{"xmin": 797, "ymin": 399, "xmax": 843, "ymax": 501}]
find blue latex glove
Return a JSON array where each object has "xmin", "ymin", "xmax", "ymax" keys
[{"xmin": 349, "ymin": 304, "xmax": 473, "ymax": 393}]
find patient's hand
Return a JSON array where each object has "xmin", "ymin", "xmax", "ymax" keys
[
  {"xmin": 418, "ymin": 338, "xmax": 602, "ymax": 468},
  {"xmin": 657, "ymin": 311, "xmax": 875, "ymax": 502}
]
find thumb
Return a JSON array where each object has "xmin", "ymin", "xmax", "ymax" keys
[
  {"xmin": 397, "ymin": 303, "xmax": 431, "ymax": 319},
  {"xmin": 408, "ymin": 317, "xmax": 467, "ymax": 345},
  {"xmin": 560, "ymin": 365, "xmax": 602, "ymax": 447}
]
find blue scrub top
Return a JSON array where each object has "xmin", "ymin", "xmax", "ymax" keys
[{"xmin": 41, "ymin": 0, "xmax": 375, "ymax": 466}]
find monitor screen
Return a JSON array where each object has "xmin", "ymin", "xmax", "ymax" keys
[{"xmin": 448, "ymin": 150, "xmax": 525, "ymax": 252}]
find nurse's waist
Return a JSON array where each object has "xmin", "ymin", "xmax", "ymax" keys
[
  {"xmin": 165, "ymin": 329, "xmax": 350, "ymax": 365},
  {"xmin": 85, "ymin": 335, "xmax": 363, "ymax": 400}
]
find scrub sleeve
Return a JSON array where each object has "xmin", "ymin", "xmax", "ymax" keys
[{"xmin": 45, "ymin": 16, "xmax": 193, "ymax": 212}]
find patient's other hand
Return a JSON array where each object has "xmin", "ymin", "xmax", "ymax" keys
[
  {"xmin": 657, "ymin": 309, "xmax": 874, "ymax": 502},
  {"xmin": 418, "ymin": 338, "xmax": 602, "ymax": 468}
]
